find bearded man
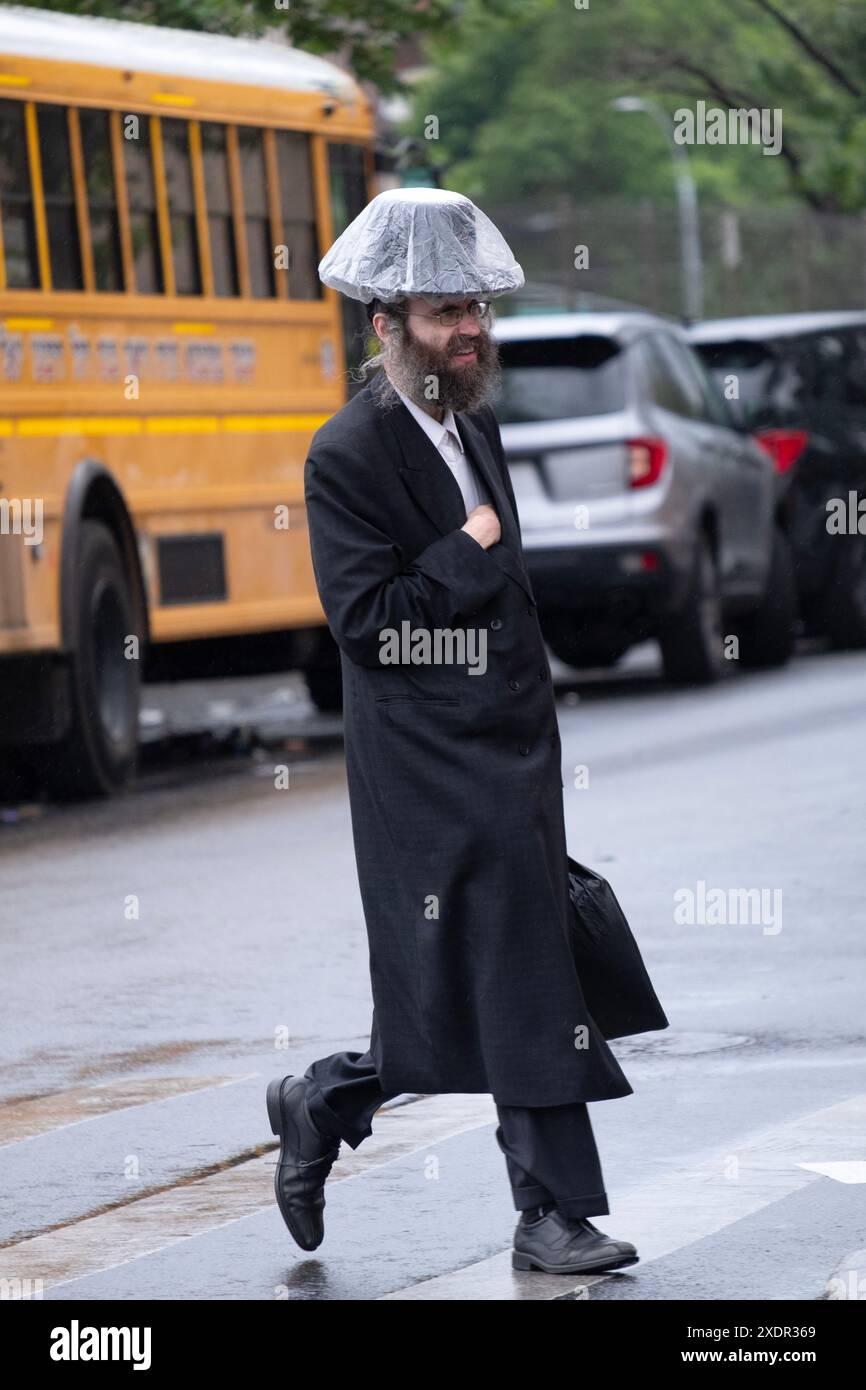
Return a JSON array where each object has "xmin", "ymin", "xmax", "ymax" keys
[{"xmin": 266, "ymin": 188, "xmax": 646, "ymax": 1277}]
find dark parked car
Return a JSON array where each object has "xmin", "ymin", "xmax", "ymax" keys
[
  {"xmin": 491, "ymin": 311, "xmax": 796, "ymax": 683},
  {"xmin": 688, "ymin": 312, "xmax": 866, "ymax": 648}
]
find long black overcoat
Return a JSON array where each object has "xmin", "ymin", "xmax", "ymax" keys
[{"xmin": 303, "ymin": 372, "xmax": 635, "ymax": 1105}]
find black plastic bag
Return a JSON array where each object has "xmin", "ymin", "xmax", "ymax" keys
[{"xmin": 566, "ymin": 855, "xmax": 670, "ymax": 1041}]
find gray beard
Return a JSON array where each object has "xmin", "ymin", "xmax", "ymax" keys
[{"xmin": 379, "ymin": 322, "xmax": 502, "ymax": 416}]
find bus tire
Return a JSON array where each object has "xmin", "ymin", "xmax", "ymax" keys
[{"xmin": 41, "ymin": 519, "xmax": 141, "ymax": 799}]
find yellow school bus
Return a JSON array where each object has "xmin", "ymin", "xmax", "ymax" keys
[{"xmin": 0, "ymin": 6, "xmax": 374, "ymax": 796}]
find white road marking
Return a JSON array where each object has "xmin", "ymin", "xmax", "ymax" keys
[
  {"xmin": 378, "ymin": 1247, "xmax": 611, "ymax": 1300},
  {"xmin": 381, "ymin": 1092, "xmax": 866, "ymax": 1299},
  {"xmin": 3, "ymin": 1089, "xmax": 863, "ymax": 1300},
  {"xmin": 797, "ymin": 1161, "xmax": 866, "ymax": 1183},
  {"xmin": 0, "ymin": 1093, "xmax": 498, "ymax": 1289}
]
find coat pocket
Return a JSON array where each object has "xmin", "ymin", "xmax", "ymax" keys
[
  {"xmin": 378, "ymin": 695, "xmax": 464, "ymax": 706},
  {"xmin": 374, "ymin": 696, "xmax": 460, "ymax": 705}
]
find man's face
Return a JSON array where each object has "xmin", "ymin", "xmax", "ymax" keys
[{"xmin": 374, "ymin": 294, "xmax": 501, "ymax": 414}]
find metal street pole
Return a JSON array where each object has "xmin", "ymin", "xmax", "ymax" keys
[{"xmin": 611, "ymin": 96, "xmax": 704, "ymax": 322}]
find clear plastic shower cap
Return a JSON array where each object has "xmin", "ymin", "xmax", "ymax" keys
[{"xmin": 318, "ymin": 187, "xmax": 524, "ymax": 304}]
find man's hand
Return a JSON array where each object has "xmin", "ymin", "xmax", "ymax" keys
[{"xmin": 462, "ymin": 504, "xmax": 501, "ymax": 550}]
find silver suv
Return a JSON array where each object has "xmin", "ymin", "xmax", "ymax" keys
[{"xmin": 491, "ymin": 312, "xmax": 796, "ymax": 682}]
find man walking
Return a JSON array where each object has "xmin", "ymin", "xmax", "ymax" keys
[{"xmin": 267, "ymin": 188, "xmax": 643, "ymax": 1275}]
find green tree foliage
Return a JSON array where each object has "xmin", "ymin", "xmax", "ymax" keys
[{"xmin": 407, "ymin": 0, "xmax": 866, "ymax": 212}]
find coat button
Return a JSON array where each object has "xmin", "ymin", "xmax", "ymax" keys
[
  {"xmin": 519, "ymin": 743, "xmax": 530, "ymax": 755},
  {"xmin": 527, "ymin": 602, "xmax": 536, "ymax": 614},
  {"xmin": 539, "ymin": 669, "xmax": 548, "ymax": 681},
  {"xmin": 508, "ymin": 679, "xmax": 520, "ymax": 691},
  {"xmin": 490, "ymin": 617, "xmax": 503, "ymax": 630},
  {"xmin": 549, "ymin": 735, "xmax": 557, "ymax": 747}
]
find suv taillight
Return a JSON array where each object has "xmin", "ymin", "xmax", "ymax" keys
[
  {"xmin": 627, "ymin": 437, "xmax": 668, "ymax": 488},
  {"xmin": 752, "ymin": 428, "xmax": 809, "ymax": 474}
]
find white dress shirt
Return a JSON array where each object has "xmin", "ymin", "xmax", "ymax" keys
[{"xmin": 391, "ymin": 381, "xmax": 491, "ymax": 517}]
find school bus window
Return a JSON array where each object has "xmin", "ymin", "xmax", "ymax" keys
[
  {"xmin": 36, "ymin": 104, "xmax": 83, "ymax": 291},
  {"xmin": 200, "ymin": 122, "xmax": 237, "ymax": 297},
  {"xmin": 327, "ymin": 143, "xmax": 370, "ymax": 385},
  {"xmin": 328, "ymin": 142, "xmax": 368, "ymax": 237},
  {"xmin": 237, "ymin": 126, "xmax": 275, "ymax": 298},
  {"xmin": 123, "ymin": 115, "xmax": 163, "ymax": 294},
  {"xmin": 274, "ymin": 130, "xmax": 320, "ymax": 301},
  {"xmin": 78, "ymin": 109, "xmax": 123, "ymax": 292},
  {"xmin": 0, "ymin": 99, "xmax": 38, "ymax": 288},
  {"xmin": 161, "ymin": 117, "xmax": 201, "ymax": 295}
]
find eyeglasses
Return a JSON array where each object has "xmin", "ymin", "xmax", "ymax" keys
[{"xmin": 401, "ymin": 300, "xmax": 491, "ymax": 328}]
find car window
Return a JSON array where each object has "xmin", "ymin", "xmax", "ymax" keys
[
  {"xmin": 693, "ymin": 327, "xmax": 866, "ymax": 422},
  {"xmin": 494, "ymin": 335, "xmax": 626, "ymax": 423},
  {"xmin": 678, "ymin": 340, "xmax": 735, "ymax": 426},
  {"xmin": 842, "ymin": 329, "xmax": 866, "ymax": 408},
  {"xmin": 655, "ymin": 333, "xmax": 714, "ymax": 420},
  {"xmin": 768, "ymin": 339, "xmax": 815, "ymax": 409},
  {"xmin": 633, "ymin": 333, "xmax": 698, "ymax": 417},
  {"xmin": 632, "ymin": 336, "xmax": 685, "ymax": 414},
  {"xmin": 693, "ymin": 339, "xmax": 777, "ymax": 410},
  {"xmin": 811, "ymin": 329, "xmax": 856, "ymax": 405}
]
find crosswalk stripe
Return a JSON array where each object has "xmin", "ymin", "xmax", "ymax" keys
[
  {"xmin": 380, "ymin": 1092, "xmax": 866, "ymax": 1299},
  {"xmin": 0, "ymin": 1093, "xmax": 498, "ymax": 1289},
  {"xmin": 797, "ymin": 1161, "xmax": 866, "ymax": 1183},
  {"xmin": 4, "ymin": 1089, "xmax": 862, "ymax": 1299},
  {"xmin": 379, "ymin": 1247, "xmax": 611, "ymax": 1300}
]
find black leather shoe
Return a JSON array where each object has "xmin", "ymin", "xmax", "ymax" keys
[
  {"xmin": 512, "ymin": 1209, "xmax": 638, "ymax": 1274},
  {"xmin": 266, "ymin": 1075, "xmax": 341, "ymax": 1251}
]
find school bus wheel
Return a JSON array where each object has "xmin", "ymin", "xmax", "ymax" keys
[{"xmin": 44, "ymin": 519, "xmax": 141, "ymax": 799}]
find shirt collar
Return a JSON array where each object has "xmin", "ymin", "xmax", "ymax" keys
[{"xmin": 389, "ymin": 380, "xmax": 464, "ymax": 456}]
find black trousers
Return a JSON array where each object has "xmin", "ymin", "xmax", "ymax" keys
[{"xmin": 304, "ymin": 1043, "xmax": 610, "ymax": 1220}]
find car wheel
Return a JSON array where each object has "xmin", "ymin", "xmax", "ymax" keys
[
  {"xmin": 736, "ymin": 526, "xmax": 797, "ymax": 668},
  {"xmin": 658, "ymin": 533, "xmax": 725, "ymax": 684},
  {"xmin": 542, "ymin": 615, "xmax": 626, "ymax": 670},
  {"xmin": 824, "ymin": 538, "xmax": 866, "ymax": 649}
]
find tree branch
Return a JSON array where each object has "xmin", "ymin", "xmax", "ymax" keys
[
  {"xmin": 745, "ymin": 0, "xmax": 862, "ymax": 98},
  {"xmin": 670, "ymin": 58, "xmax": 836, "ymax": 211}
]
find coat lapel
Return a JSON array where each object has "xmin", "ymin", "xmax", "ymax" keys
[
  {"xmin": 383, "ymin": 390, "xmax": 468, "ymax": 537},
  {"xmin": 370, "ymin": 376, "xmax": 535, "ymax": 603},
  {"xmin": 455, "ymin": 411, "xmax": 535, "ymax": 602}
]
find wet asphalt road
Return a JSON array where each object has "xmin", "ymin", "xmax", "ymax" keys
[{"xmin": 1, "ymin": 643, "xmax": 864, "ymax": 1301}]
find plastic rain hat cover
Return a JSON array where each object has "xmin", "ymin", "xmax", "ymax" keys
[{"xmin": 317, "ymin": 187, "xmax": 524, "ymax": 304}]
